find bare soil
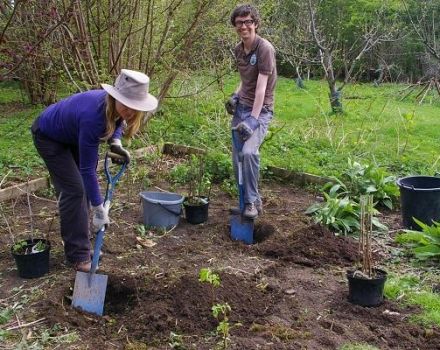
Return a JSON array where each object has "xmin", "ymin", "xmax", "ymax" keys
[{"xmin": 1, "ymin": 156, "xmax": 439, "ymax": 349}]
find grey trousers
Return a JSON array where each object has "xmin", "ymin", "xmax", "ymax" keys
[
  {"xmin": 231, "ymin": 103, "xmax": 273, "ymax": 204},
  {"xmin": 31, "ymin": 120, "xmax": 91, "ymax": 264}
]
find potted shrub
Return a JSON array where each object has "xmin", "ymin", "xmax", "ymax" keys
[
  {"xmin": 8, "ymin": 178, "xmax": 51, "ymax": 278},
  {"xmin": 11, "ymin": 238, "xmax": 51, "ymax": 278},
  {"xmin": 347, "ymin": 195, "xmax": 387, "ymax": 307},
  {"xmin": 183, "ymin": 155, "xmax": 212, "ymax": 224}
]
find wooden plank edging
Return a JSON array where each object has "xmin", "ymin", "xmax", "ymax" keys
[
  {"xmin": 0, "ymin": 146, "xmax": 157, "ymax": 203},
  {"xmin": 0, "ymin": 144, "xmax": 333, "ymax": 202}
]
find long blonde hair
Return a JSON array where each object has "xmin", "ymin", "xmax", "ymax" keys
[{"xmin": 102, "ymin": 95, "xmax": 144, "ymax": 141}]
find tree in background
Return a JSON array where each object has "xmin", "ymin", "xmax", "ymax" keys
[
  {"xmin": 307, "ymin": 0, "xmax": 400, "ymax": 112},
  {"xmin": 0, "ymin": 0, "xmax": 236, "ymax": 106},
  {"xmin": 401, "ymin": 0, "xmax": 440, "ymax": 102}
]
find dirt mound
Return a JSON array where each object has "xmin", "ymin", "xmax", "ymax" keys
[
  {"xmin": 256, "ymin": 224, "xmax": 359, "ymax": 267},
  {"xmin": 106, "ymin": 273, "xmax": 283, "ymax": 342}
]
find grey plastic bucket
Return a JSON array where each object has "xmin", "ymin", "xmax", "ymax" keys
[{"xmin": 140, "ymin": 191, "xmax": 184, "ymax": 229}]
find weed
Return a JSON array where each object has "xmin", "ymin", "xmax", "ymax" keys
[{"xmin": 168, "ymin": 332, "xmax": 186, "ymax": 349}]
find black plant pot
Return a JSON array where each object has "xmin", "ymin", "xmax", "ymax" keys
[
  {"xmin": 11, "ymin": 239, "xmax": 50, "ymax": 279},
  {"xmin": 184, "ymin": 196, "xmax": 209, "ymax": 224},
  {"xmin": 347, "ymin": 268, "xmax": 387, "ymax": 307}
]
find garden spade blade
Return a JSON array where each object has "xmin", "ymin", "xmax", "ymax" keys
[
  {"xmin": 72, "ymin": 227, "xmax": 107, "ymax": 316},
  {"xmin": 230, "ymin": 213, "xmax": 254, "ymax": 244},
  {"xmin": 72, "ymin": 271, "xmax": 108, "ymax": 316}
]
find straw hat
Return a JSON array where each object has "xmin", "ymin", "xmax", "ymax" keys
[{"xmin": 101, "ymin": 69, "xmax": 158, "ymax": 112}]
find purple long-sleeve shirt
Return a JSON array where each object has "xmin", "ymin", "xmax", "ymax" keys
[{"xmin": 37, "ymin": 90, "xmax": 123, "ymax": 206}]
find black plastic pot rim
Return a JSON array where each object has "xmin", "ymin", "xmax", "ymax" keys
[
  {"xmin": 397, "ymin": 176, "xmax": 440, "ymax": 192},
  {"xmin": 346, "ymin": 268, "xmax": 387, "ymax": 280},
  {"xmin": 183, "ymin": 196, "xmax": 209, "ymax": 206}
]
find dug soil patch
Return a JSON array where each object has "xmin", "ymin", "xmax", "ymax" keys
[{"xmin": 1, "ymin": 159, "xmax": 439, "ymax": 349}]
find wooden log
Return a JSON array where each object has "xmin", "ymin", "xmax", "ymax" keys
[
  {"xmin": 162, "ymin": 143, "xmax": 206, "ymax": 157},
  {"xmin": 0, "ymin": 177, "xmax": 50, "ymax": 202},
  {"xmin": 267, "ymin": 166, "xmax": 333, "ymax": 186}
]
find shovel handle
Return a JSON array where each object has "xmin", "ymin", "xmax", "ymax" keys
[
  {"xmin": 107, "ymin": 151, "xmax": 126, "ymax": 160},
  {"xmin": 103, "ymin": 152, "xmax": 127, "ymax": 202}
]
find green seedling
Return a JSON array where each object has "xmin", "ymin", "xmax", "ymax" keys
[
  {"xmin": 212, "ymin": 303, "xmax": 232, "ymax": 350},
  {"xmin": 199, "ymin": 268, "xmax": 220, "ymax": 304},
  {"xmin": 168, "ymin": 332, "xmax": 186, "ymax": 349},
  {"xmin": 199, "ymin": 268, "xmax": 220, "ymax": 287},
  {"xmin": 12, "ymin": 240, "xmax": 28, "ymax": 254},
  {"xmin": 32, "ymin": 240, "xmax": 46, "ymax": 253}
]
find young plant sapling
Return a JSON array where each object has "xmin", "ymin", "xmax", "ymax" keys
[
  {"xmin": 185, "ymin": 155, "xmax": 212, "ymax": 206},
  {"xmin": 212, "ymin": 303, "xmax": 232, "ymax": 350}
]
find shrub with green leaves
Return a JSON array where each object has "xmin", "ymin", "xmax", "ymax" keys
[
  {"xmin": 396, "ymin": 218, "xmax": 440, "ymax": 261},
  {"xmin": 336, "ymin": 158, "xmax": 399, "ymax": 209},
  {"xmin": 305, "ymin": 191, "xmax": 360, "ymax": 235},
  {"xmin": 306, "ymin": 184, "xmax": 387, "ymax": 235}
]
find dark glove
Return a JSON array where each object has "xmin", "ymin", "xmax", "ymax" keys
[
  {"xmin": 92, "ymin": 201, "xmax": 110, "ymax": 230},
  {"xmin": 109, "ymin": 138, "xmax": 130, "ymax": 165},
  {"xmin": 232, "ymin": 116, "xmax": 260, "ymax": 141},
  {"xmin": 225, "ymin": 93, "xmax": 239, "ymax": 115}
]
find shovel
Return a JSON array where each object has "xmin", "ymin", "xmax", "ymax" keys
[
  {"xmin": 230, "ymin": 129, "xmax": 254, "ymax": 244},
  {"xmin": 72, "ymin": 152, "xmax": 127, "ymax": 316}
]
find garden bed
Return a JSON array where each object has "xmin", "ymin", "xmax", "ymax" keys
[{"xmin": 0, "ymin": 155, "xmax": 439, "ymax": 349}]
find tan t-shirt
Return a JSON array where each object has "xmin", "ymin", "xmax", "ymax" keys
[{"xmin": 234, "ymin": 35, "xmax": 277, "ymax": 109}]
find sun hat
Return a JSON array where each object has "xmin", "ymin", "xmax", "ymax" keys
[{"xmin": 101, "ymin": 69, "xmax": 158, "ymax": 112}]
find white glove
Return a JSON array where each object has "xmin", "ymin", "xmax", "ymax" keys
[{"xmin": 92, "ymin": 201, "xmax": 110, "ymax": 230}]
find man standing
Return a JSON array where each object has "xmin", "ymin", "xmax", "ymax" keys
[{"xmin": 226, "ymin": 4, "xmax": 277, "ymax": 219}]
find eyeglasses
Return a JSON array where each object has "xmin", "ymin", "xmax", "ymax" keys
[{"xmin": 235, "ymin": 19, "xmax": 254, "ymax": 28}]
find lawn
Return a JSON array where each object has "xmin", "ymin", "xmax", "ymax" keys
[{"xmin": 1, "ymin": 76, "xmax": 440, "ymax": 183}]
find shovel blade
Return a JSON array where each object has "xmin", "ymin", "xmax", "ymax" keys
[
  {"xmin": 72, "ymin": 271, "xmax": 108, "ymax": 316},
  {"xmin": 230, "ymin": 214, "xmax": 254, "ymax": 244}
]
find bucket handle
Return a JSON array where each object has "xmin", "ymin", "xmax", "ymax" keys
[{"xmin": 158, "ymin": 202, "xmax": 182, "ymax": 216}]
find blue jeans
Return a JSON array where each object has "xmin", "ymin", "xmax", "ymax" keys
[{"xmin": 231, "ymin": 103, "xmax": 273, "ymax": 204}]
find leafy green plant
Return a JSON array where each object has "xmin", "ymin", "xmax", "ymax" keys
[
  {"xmin": 335, "ymin": 158, "xmax": 399, "ymax": 209},
  {"xmin": 305, "ymin": 191, "xmax": 360, "ymax": 235},
  {"xmin": 212, "ymin": 303, "xmax": 232, "ymax": 350},
  {"xmin": 12, "ymin": 240, "xmax": 28, "ymax": 254},
  {"xmin": 12, "ymin": 240, "xmax": 47, "ymax": 255},
  {"xmin": 396, "ymin": 218, "xmax": 440, "ymax": 261},
  {"xmin": 32, "ymin": 240, "xmax": 46, "ymax": 253},
  {"xmin": 198, "ymin": 268, "xmax": 239, "ymax": 349},
  {"xmin": 306, "ymin": 185, "xmax": 387, "ymax": 235}
]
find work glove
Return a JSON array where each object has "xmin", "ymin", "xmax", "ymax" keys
[
  {"xmin": 225, "ymin": 93, "xmax": 239, "ymax": 115},
  {"xmin": 92, "ymin": 201, "xmax": 110, "ymax": 230},
  {"xmin": 109, "ymin": 138, "xmax": 131, "ymax": 165},
  {"xmin": 232, "ymin": 116, "xmax": 260, "ymax": 141}
]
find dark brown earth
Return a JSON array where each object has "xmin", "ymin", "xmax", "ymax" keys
[{"xmin": 1, "ymin": 155, "xmax": 439, "ymax": 349}]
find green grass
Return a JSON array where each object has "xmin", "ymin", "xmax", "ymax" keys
[
  {"xmin": 385, "ymin": 273, "xmax": 440, "ymax": 327},
  {"xmin": 339, "ymin": 343, "xmax": 380, "ymax": 350},
  {"xmin": 2, "ymin": 75, "xmax": 440, "ymax": 182}
]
